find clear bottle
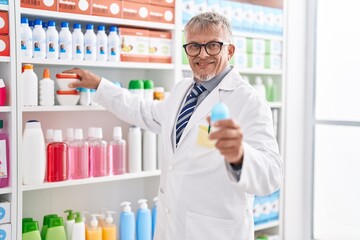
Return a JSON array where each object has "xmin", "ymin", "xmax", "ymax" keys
[
  {"xmin": 22, "ymin": 120, "xmax": 46, "ymax": 185},
  {"xmin": 96, "ymin": 25, "xmax": 108, "ymax": 62},
  {"xmin": 22, "ymin": 64, "xmax": 38, "ymax": 106},
  {"xmin": 72, "ymin": 23, "xmax": 84, "ymax": 61},
  {"xmin": 128, "ymin": 126, "xmax": 142, "ymax": 173},
  {"xmin": 39, "ymin": 68, "xmax": 55, "ymax": 106},
  {"xmin": 84, "ymin": 24, "xmax": 96, "ymax": 61},
  {"xmin": 108, "ymin": 26, "xmax": 120, "ymax": 62},
  {"xmin": 68, "ymin": 128, "xmax": 89, "ymax": 180},
  {"xmin": 102, "ymin": 211, "xmax": 116, "ymax": 240},
  {"xmin": 79, "ymin": 88, "xmax": 91, "ymax": 106},
  {"xmin": 32, "ymin": 19, "xmax": 46, "ymax": 59},
  {"xmin": 108, "ymin": 126, "xmax": 126, "ymax": 175},
  {"xmin": 46, "ymin": 21, "xmax": 59, "ymax": 60},
  {"xmin": 253, "ymin": 76, "xmax": 266, "ymax": 99},
  {"xmin": 20, "ymin": 17, "xmax": 33, "ymax": 58},
  {"xmin": 0, "ymin": 120, "xmax": 9, "ymax": 188},
  {"xmin": 89, "ymin": 127, "xmax": 107, "ymax": 177},
  {"xmin": 86, "ymin": 214, "xmax": 102, "ymax": 240},
  {"xmin": 46, "ymin": 129, "xmax": 68, "ymax": 182},
  {"xmin": 59, "ymin": 22, "xmax": 72, "ymax": 60}
]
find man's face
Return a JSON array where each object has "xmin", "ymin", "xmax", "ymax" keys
[{"xmin": 185, "ymin": 28, "xmax": 235, "ymax": 82}]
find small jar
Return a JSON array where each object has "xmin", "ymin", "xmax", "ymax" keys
[
  {"xmin": 154, "ymin": 87, "xmax": 164, "ymax": 101},
  {"xmin": 78, "ymin": 88, "xmax": 91, "ymax": 106}
]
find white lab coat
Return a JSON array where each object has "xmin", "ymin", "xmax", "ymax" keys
[{"xmin": 94, "ymin": 67, "xmax": 283, "ymax": 240}]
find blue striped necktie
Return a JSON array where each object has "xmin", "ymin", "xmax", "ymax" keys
[{"xmin": 175, "ymin": 82, "xmax": 206, "ymax": 146}]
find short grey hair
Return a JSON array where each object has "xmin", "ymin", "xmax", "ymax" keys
[{"xmin": 184, "ymin": 12, "xmax": 233, "ymax": 42}]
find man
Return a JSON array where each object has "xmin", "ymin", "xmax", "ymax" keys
[{"xmin": 65, "ymin": 11, "xmax": 282, "ymax": 240}]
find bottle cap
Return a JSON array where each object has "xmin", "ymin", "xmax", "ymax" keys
[
  {"xmin": 43, "ymin": 68, "xmax": 50, "ymax": 79},
  {"xmin": 255, "ymin": 76, "xmax": 262, "ymax": 84},
  {"xmin": 74, "ymin": 212, "xmax": 82, "ymax": 223},
  {"xmin": 95, "ymin": 127, "xmax": 103, "ymax": 139},
  {"xmin": 25, "ymin": 120, "xmax": 41, "ymax": 129},
  {"xmin": 43, "ymin": 214, "xmax": 58, "ymax": 226},
  {"xmin": 74, "ymin": 23, "xmax": 81, "ymax": 29},
  {"xmin": 0, "ymin": 120, "xmax": 3, "ymax": 129},
  {"xmin": 29, "ymin": 20, "xmax": 34, "ymax": 27},
  {"xmin": 47, "ymin": 21, "xmax": 56, "ymax": 27},
  {"xmin": 23, "ymin": 64, "xmax": 34, "ymax": 70},
  {"xmin": 143, "ymin": 80, "xmax": 154, "ymax": 89},
  {"xmin": 49, "ymin": 217, "xmax": 64, "ymax": 228},
  {"xmin": 210, "ymin": 103, "xmax": 230, "ymax": 123},
  {"xmin": 153, "ymin": 197, "xmax": 158, "ymax": 206},
  {"xmin": 138, "ymin": 199, "xmax": 148, "ymax": 209},
  {"xmin": 42, "ymin": 22, "xmax": 47, "ymax": 29},
  {"xmin": 64, "ymin": 209, "xmax": 75, "ymax": 221},
  {"xmin": 34, "ymin": 19, "xmax": 42, "ymax": 26},
  {"xmin": 61, "ymin": 22, "xmax": 69, "ymax": 28},
  {"xmin": 90, "ymin": 214, "xmax": 99, "ymax": 228},
  {"xmin": 105, "ymin": 211, "xmax": 115, "ymax": 224},
  {"xmin": 46, "ymin": 129, "xmax": 54, "ymax": 140},
  {"xmin": 110, "ymin": 26, "xmax": 117, "ymax": 32},
  {"xmin": 0, "ymin": 79, "xmax": 5, "ymax": 88},
  {"xmin": 97, "ymin": 25, "xmax": 105, "ymax": 31},
  {"xmin": 23, "ymin": 221, "xmax": 39, "ymax": 233},
  {"xmin": 113, "ymin": 126, "xmax": 122, "ymax": 139},
  {"xmin": 22, "ymin": 217, "xmax": 33, "ymax": 224},
  {"xmin": 21, "ymin": 17, "xmax": 29, "ymax": 24},
  {"xmin": 129, "ymin": 126, "xmax": 140, "ymax": 133},
  {"xmin": 55, "ymin": 73, "xmax": 81, "ymax": 79},
  {"xmin": 86, "ymin": 24, "xmax": 94, "ymax": 30},
  {"xmin": 53, "ymin": 129, "xmax": 63, "ymax": 142},
  {"xmin": 74, "ymin": 128, "xmax": 83, "ymax": 140},
  {"xmin": 88, "ymin": 127, "xmax": 95, "ymax": 139},
  {"xmin": 66, "ymin": 128, "xmax": 74, "ymax": 141},
  {"xmin": 121, "ymin": 202, "xmax": 132, "ymax": 212},
  {"xmin": 128, "ymin": 80, "xmax": 144, "ymax": 90},
  {"xmin": 77, "ymin": 88, "xmax": 90, "ymax": 92}
]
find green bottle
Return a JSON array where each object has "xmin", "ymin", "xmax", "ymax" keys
[
  {"xmin": 41, "ymin": 214, "xmax": 57, "ymax": 240},
  {"xmin": 23, "ymin": 221, "xmax": 41, "ymax": 240},
  {"xmin": 45, "ymin": 217, "xmax": 66, "ymax": 240}
]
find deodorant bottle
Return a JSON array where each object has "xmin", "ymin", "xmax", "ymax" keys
[{"xmin": 59, "ymin": 22, "xmax": 72, "ymax": 60}]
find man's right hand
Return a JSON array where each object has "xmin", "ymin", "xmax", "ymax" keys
[{"xmin": 63, "ymin": 68, "xmax": 102, "ymax": 89}]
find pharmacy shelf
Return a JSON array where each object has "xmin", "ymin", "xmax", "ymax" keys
[
  {"xmin": 22, "ymin": 58, "xmax": 175, "ymax": 70},
  {"xmin": 22, "ymin": 105, "xmax": 106, "ymax": 112},
  {"xmin": 20, "ymin": 8, "xmax": 175, "ymax": 31},
  {"xmin": 254, "ymin": 220, "xmax": 280, "ymax": 231},
  {"xmin": 21, "ymin": 170, "xmax": 161, "ymax": 191},
  {"xmin": 0, "ymin": 187, "xmax": 11, "ymax": 195},
  {"xmin": 233, "ymin": 31, "xmax": 283, "ymax": 41},
  {"xmin": 0, "ymin": 4, "xmax": 8, "ymax": 11},
  {"xmin": 0, "ymin": 57, "xmax": 10, "ymax": 63},
  {"xmin": 0, "ymin": 106, "xmax": 11, "ymax": 112},
  {"xmin": 182, "ymin": 65, "xmax": 282, "ymax": 75}
]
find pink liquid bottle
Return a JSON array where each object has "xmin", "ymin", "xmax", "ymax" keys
[
  {"xmin": 89, "ymin": 127, "xmax": 107, "ymax": 177},
  {"xmin": 108, "ymin": 126, "xmax": 126, "ymax": 175},
  {"xmin": 47, "ymin": 129, "xmax": 68, "ymax": 182},
  {"xmin": 0, "ymin": 120, "xmax": 9, "ymax": 188},
  {"xmin": 68, "ymin": 128, "xmax": 89, "ymax": 180}
]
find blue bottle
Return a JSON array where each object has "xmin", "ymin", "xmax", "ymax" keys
[
  {"xmin": 120, "ymin": 201, "xmax": 135, "ymax": 240},
  {"xmin": 210, "ymin": 103, "xmax": 230, "ymax": 133},
  {"xmin": 136, "ymin": 199, "xmax": 151, "ymax": 240},
  {"xmin": 151, "ymin": 197, "xmax": 158, "ymax": 240}
]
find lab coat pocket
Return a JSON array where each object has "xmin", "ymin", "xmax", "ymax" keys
[{"xmin": 185, "ymin": 211, "xmax": 236, "ymax": 240}]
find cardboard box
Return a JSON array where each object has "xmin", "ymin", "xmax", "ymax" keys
[
  {"xmin": 231, "ymin": 2, "xmax": 244, "ymax": 33},
  {"xmin": 125, "ymin": 0, "xmax": 150, "ymax": 3},
  {"xmin": 149, "ymin": 30, "xmax": 172, "ymax": 63},
  {"xmin": 219, "ymin": 1, "xmax": 231, "ymax": 22},
  {"xmin": 0, "ymin": 11, "xmax": 9, "ymax": 35},
  {"xmin": 265, "ymin": 39, "xmax": 282, "ymax": 55},
  {"xmin": 252, "ymin": 4, "xmax": 265, "ymax": 33},
  {"xmin": 0, "ymin": 35, "xmax": 9, "ymax": 57},
  {"xmin": 148, "ymin": 5, "xmax": 174, "ymax": 24},
  {"xmin": 0, "ymin": 200, "xmax": 10, "ymax": 224},
  {"xmin": 265, "ymin": 54, "xmax": 282, "ymax": 69},
  {"xmin": 0, "ymin": 0, "xmax": 8, "ymax": 5},
  {"xmin": 58, "ymin": 0, "xmax": 91, "ymax": 15},
  {"xmin": 0, "ymin": 223, "xmax": 11, "ymax": 239},
  {"xmin": 119, "ymin": 27, "xmax": 149, "ymax": 62},
  {"xmin": 233, "ymin": 37, "xmax": 247, "ymax": 53},
  {"xmin": 92, "ymin": 0, "xmax": 121, "ymax": 18},
  {"xmin": 21, "ymin": 0, "xmax": 57, "ymax": 11},
  {"xmin": 149, "ymin": 0, "xmax": 175, "ymax": 8},
  {"xmin": 121, "ymin": 1, "xmax": 150, "ymax": 21},
  {"xmin": 242, "ymin": 3, "xmax": 254, "ymax": 32},
  {"xmin": 263, "ymin": 6, "xmax": 276, "ymax": 34},
  {"xmin": 234, "ymin": 52, "xmax": 251, "ymax": 68}
]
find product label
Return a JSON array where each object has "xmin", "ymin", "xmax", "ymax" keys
[{"xmin": 0, "ymin": 140, "xmax": 8, "ymax": 178}]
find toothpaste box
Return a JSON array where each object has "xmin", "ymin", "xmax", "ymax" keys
[
  {"xmin": 265, "ymin": 54, "xmax": 282, "ymax": 69},
  {"xmin": 119, "ymin": 27, "xmax": 149, "ymax": 62},
  {"xmin": 182, "ymin": 0, "xmax": 194, "ymax": 26},
  {"xmin": 149, "ymin": 30, "xmax": 172, "ymax": 63},
  {"xmin": 252, "ymin": 4, "xmax": 265, "ymax": 33},
  {"xmin": 242, "ymin": 3, "xmax": 254, "ymax": 32},
  {"xmin": 150, "ymin": 0, "xmax": 175, "ymax": 8},
  {"xmin": 0, "ymin": 34, "xmax": 9, "ymax": 56},
  {"xmin": 231, "ymin": 1, "xmax": 244, "ymax": 33},
  {"xmin": 263, "ymin": 6, "xmax": 276, "ymax": 34},
  {"xmin": 251, "ymin": 38, "xmax": 266, "ymax": 54},
  {"xmin": 219, "ymin": 1, "xmax": 232, "ymax": 22},
  {"xmin": 0, "ymin": 223, "xmax": 10, "ymax": 240},
  {"xmin": 148, "ymin": 4, "xmax": 174, "ymax": 24},
  {"xmin": 58, "ymin": 0, "xmax": 92, "ymax": 15},
  {"xmin": 125, "ymin": 0, "xmax": 150, "ymax": 3},
  {"xmin": 252, "ymin": 53, "xmax": 265, "ymax": 69},
  {"xmin": 235, "ymin": 52, "xmax": 251, "ymax": 68},
  {"xmin": 0, "ymin": 11, "xmax": 9, "ymax": 35},
  {"xmin": 265, "ymin": 39, "xmax": 282, "ymax": 55},
  {"xmin": 21, "ymin": 0, "xmax": 57, "ymax": 11},
  {"xmin": 91, "ymin": 0, "xmax": 122, "ymax": 18},
  {"xmin": 121, "ymin": 1, "xmax": 150, "ymax": 21},
  {"xmin": 233, "ymin": 36, "xmax": 247, "ymax": 53},
  {"xmin": 273, "ymin": 8, "xmax": 283, "ymax": 35}
]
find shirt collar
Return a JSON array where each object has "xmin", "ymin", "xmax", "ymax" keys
[{"xmin": 195, "ymin": 65, "xmax": 232, "ymax": 92}]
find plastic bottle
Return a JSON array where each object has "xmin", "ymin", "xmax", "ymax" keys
[
  {"xmin": 39, "ymin": 68, "xmax": 55, "ymax": 106},
  {"xmin": 128, "ymin": 126, "xmax": 142, "ymax": 173},
  {"xmin": 108, "ymin": 126, "xmax": 126, "ymax": 175},
  {"xmin": 64, "ymin": 210, "xmax": 75, "ymax": 240},
  {"xmin": 98, "ymin": 208, "xmax": 107, "ymax": 227},
  {"xmin": 84, "ymin": 24, "xmax": 97, "ymax": 61},
  {"xmin": 72, "ymin": 23, "xmax": 84, "ymax": 61},
  {"xmin": 20, "ymin": 17, "xmax": 33, "ymax": 58},
  {"xmin": 0, "ymin": 79, "xmax": 6, "ymax": 106},
  {"xmin": 89, "ymin": 127, "xmax": 107, "ymax": 177},
  {"xmin": 46, "ymin": 21, "xmax": 59, "ymax": 60},
  {"xmin": 79, "ymin": 88, "xmax": 91, "ymax": 106},
  {"xmin": 45, "ymin": 217, "xmax": 67, "ymax": 240},
  {"xmin": 265, "ymin": 77, "xmax": 278, "ymax": 102},
  {"xmin": 136, "ymin": 199, "xmax": 151, "ymax": 240},
  {"xmin": 0, "ymin": 120, "xmax": 9, "ymax": 188},
  {"xmin": 22, "ymin": 120, "xmax": 46, "ymax": 185},
  {"xmin": 86, "ymin": 214, "xmax": 102, "ymax": 240},
  {"xmin": 210, "ymin": 103, "xmax": 230, "ymax": 133},
  {"xmin": 22, "ymin": 64, "xmax": 38, "ymax": 106},
  {"xmin": 41, "ymin": 214, "xmax": 58, "ymax": 239},
  {"xmin": 108, "ymin": 26, "xmax": 120, "ymax": 62},
  {"xmin": 119, "ymin": 202, "xmax": 135, "ymax": 240},
  {"xmin": 59, "ymin": 22, "xmax": 72, "ymax": 60},
  {"xmin": 46, "ymin": 129, "xmax": 68, "ymax": 182},
  {"xmin": 253, "ymin": 76, "xmax": 266, "ymax": 98},
  {"xmin": 68, "ymin": 128, "xmax": 89, "ymax": 179},
  {"xmin": 90, "ymin": 89, "xmax": 99, "ymax": 105},
  {"xmin": 102, "ymin": 211, "xmax": 116, "ymax": 240},
  {"xmin": 71, "ymin": 212, "xmax": 85, "ymax": 240},
  {"xmin": 87, "ymin": 127, "xmax": 96, "ymax": 142},
  {"xmin": 151, "ymin": 197, "xmax": 158, "ymax": 240},
  {"xmin": 96, "ymin": 25, "xmax": 108, "ymax": 62},
  {"xmin": 128, "ymin": 80, "xmax": 144, "ymax": 98},
  {"xmin": 45, "ymin": 129, "xmax": 54, "ymax": 148},
  {"xmin": 22, "ymin": 221, "xmax": 41, "ymax": 240},
  {"xmin": 32, "ymin": 19, "xmax": 46, "ymax": 59},
  {"xmin": 65, "ymin": 127, "xmax": 74, "ymax": 144}
]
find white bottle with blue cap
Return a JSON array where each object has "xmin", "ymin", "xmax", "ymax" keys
[
  {"xmin": 96, "ymin": 25, "xmax": 108, "ymax": 62},
  {"xmin": 20, "ymin": 17, "xmax": 33, "ymax": 58},
  {"xmin": 46, "ymin": 21, "xmax": 59, "ymax": 60},
  {"xmin": 59, "ymin": 22, "xmax": 72, "ymax": 60},
  {"xmin": 84, "ymin": 24, "xmax": 96, "ymax": 61},
  {"xmin": 32, "ymin": 19, "xmax": 46, "ymax": 59},
  {"xmin": 210, "ymin": 102, "xmax": 230, "ymax": 133},
  {"xmin": 108, "ymin": 26, "xmax": 120, "ymax": 62},
  {"xmin": 72, "ymin": 23, "xmax": 84, "ymax": 61}
]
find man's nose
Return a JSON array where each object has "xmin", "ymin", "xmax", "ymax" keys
[{"xmin": 198, "ymin": 46, "xmax": 209, "ymax": 58}]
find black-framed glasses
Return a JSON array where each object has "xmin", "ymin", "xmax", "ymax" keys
[{"xmin": 183, "ymin": 41, "xmax": 230, "ymax": 57}]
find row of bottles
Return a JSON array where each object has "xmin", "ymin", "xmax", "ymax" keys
[
  {"xmin": 22, "ymin": 198, "xmax": 158, "ymax": 240},
  {"xmin": 21, "ymin": 17, "xmax": 120, "ymax": 62},
  {"xmin": 22, "ymin": 121, "xmax": 127, "ymax": 184},
  {"xmin": 243, "ymin": 75, "xmax": 279, "ymax": 102}
]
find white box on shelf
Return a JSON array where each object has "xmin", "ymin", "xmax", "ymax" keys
[
  {"xmin": 233, "ymin": 37, "xmax": 247, "ymax": 53},
  {"xmin": 194, "ymin": 0, "xmax": 207, "ymax": 15},
  {"xmin": 263, "ymin": 6, "xmax": 276, "ymax": 34},
  {"xmin": 274, "ymin": 8, "xmax": 284, "ymax": 35},
  {"xmin": 266, "ymin": 40, "xmax": 282, "ymax": 55},
  {"xmin": 242, "ymin": 3, "xmax": 254, "ymax": 32},
  {"xmin": 252, "ymin": 53, "xmax": 265, "ymax": 69},
  {"xmin": 219, "ymin": 1, "xmax": 232, "ymax": 22},
  {"xmin": 234, "ymin": 52, "xmax": 250, "ymax": 69},
  {"xmin": 0, "ymin": 223, "xmax": 10, "ymax": 239},
  {"xmin": 252, "ymin": 4, "xmax": 265, "ymax": 33},
  {"xmin": 0, "ymin": 200, "xmax": 10, "ymax": 224},
  {"xmin": 231, "ymin": 2, "xmax": 244, "ymax": 33},
  {"xmin": 265, "ymin": 54, "xmax": 282, "ymax": 70},
  {"xmin": 252, "ymin": 38, "xmax": 266, "ymax": 54},
  {"xmin": 182, "ymin": 0, "xmax": 195, "ymax": 26}
]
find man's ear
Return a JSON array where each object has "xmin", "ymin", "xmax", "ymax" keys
[{"xmin": 228, "ymin": 44, "xmax": 235, "ymax": 61}]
